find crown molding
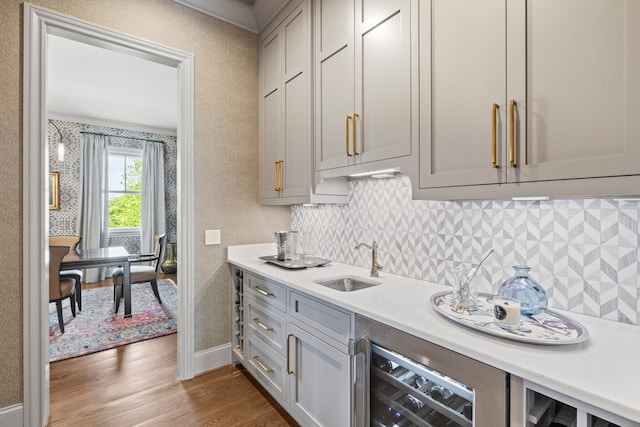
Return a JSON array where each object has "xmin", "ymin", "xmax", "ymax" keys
[
  {"xmin": 173, "ymin": 0, "xmax": 258, "ymax": 32},
  {"xmin": 173, "ymin": 0, "xmax": 290, "ymax": 34}
]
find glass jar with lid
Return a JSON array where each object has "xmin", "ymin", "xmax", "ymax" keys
[{"xmin": 497, "ymin": 265, "xmax": 547, "ymax": 315}]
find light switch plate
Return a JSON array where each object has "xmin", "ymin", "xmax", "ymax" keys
[{"xmin": 205, "ymin": 229, "xmax": 221, "ymax": 245}]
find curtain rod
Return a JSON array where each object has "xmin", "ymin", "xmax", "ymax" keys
[{"xmin": 80, "ymin": 131, "xmax": 165, "ymax": 144}]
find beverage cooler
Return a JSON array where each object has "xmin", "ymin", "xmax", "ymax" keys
[{"xmin": 354, "ymin": 315, "xmax": 509, "ymax": 427}]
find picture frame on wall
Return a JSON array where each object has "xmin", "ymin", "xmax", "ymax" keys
[{"xmin": 49, "ymin": 172, "xmax": 60, "ymax": 210}]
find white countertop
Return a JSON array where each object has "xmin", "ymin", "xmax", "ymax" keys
[{"xmin": 228, "ymin": 244, "xmax": 640, "ymax": 423}]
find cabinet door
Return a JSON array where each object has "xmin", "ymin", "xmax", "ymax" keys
[
  {"xmin": 282, "ymin": 6, "xmax": 310, "ymax": 199},
  {"xmin": 259, "ymin": 29, "xmax": 283, "ymax": 200},
  {"xmin": 419, "ymin": 0, "xmax": 507, "ymax": 189},
  {"xmin": 315, "ymin": 0, "xmax": 355, "ymax": 171},
  {"xmin": 354, "ymin": 0, "xmax": 415, "ymax": 165},
  {"xmin": 288, "ymin": 323, "xmax": 351, "ymax": 427},
  {"xmin": 508, "ymin": 0, "xmax": 640, "ymax": 184}
]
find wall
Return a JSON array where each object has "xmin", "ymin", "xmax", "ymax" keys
[
  {"xmin": 292, "ymin": 176, "xmax": 640, "ymax": 326},
  {"xmin": 48, "ymin": 120, "xmax": 178, "ymax": 254},
  {"xmin": 0, "ymin": 0, "xmax": 290, "ymax": 409}
]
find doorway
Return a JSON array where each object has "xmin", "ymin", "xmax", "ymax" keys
[{"xmin": 23, "ymin": 4, "xmax": 196, "ymax": 426}]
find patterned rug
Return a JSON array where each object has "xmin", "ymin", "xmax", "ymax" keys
[{"xmin": 49, "ymin": 278, "xmax": 177, "ymax": 362}]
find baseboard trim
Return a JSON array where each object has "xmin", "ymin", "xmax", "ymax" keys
[
  {"xmin": 0, "ymin": 404, "xmax": 23, "ymax": 427},
  {"xmin": 194, "ymin": 343, "xmax": 231, "ymax": 375}
]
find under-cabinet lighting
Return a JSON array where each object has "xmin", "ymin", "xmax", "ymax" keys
[
  {"xmin": 511, "ymin": 196, "xmax": 550, "ymax": 201},
  {"xmin": 612, "ymin": 197, "xmax": 640, "ymax": 202},
  {"xmin": 348, "ymin": 168, "xmax": 400, "ymax": 178}
]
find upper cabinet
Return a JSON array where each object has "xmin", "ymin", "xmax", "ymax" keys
[
  {"xmin": 413, "ymin": 0, "xmax": 640, "ymax": 199},
  {"xmin": 314, "ymin": 0, "xmax": 419, "ymax": 178},
  {"xmin": 259, "ymin": 0, "xmax": 348, "ymax": 205},
  {"xmin": 259, "ymin": 1, "xmax": 309, "ymax": 204}
]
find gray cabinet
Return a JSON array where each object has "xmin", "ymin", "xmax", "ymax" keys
[
  {"xmin": 259, "ymin": 1, "xmax": 309, "ymax": 204},
  {"xmin": 413, "ymin": 0, "xmax": 640, "ymax": 200},
  {"xmin": 233, "ymin": 271, "xmax": 353, "ymax": 427},
  {"xmin": 287, "ymin": 292, "xmax": 352, "ymax": 426},
  {"xmin": 259, "ymin": 0, "xmax": 348, "ymax": 205},
  {"xmin": 314, "ymin": 0, "xmax": 419, "ymax": 179}
]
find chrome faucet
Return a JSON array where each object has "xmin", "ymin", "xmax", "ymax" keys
[{"xmin": 355, "ymin": 241, "xmax": 383, "ymax": 277}]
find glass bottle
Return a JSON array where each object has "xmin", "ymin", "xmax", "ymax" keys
[{"xmin": 497, "ymin": 265, "xmax": 547, "ymax": 315}]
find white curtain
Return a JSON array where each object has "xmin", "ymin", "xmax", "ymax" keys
[
  {"xmin": 141, "ymin": 141, "xmax": 166, "ymax": 254},
  {"xmin": 77, "ymin": 133, "xmax": 109, "ymax": 283}
]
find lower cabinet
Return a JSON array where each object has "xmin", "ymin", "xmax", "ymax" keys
[
  {"xmin": 288, "ymin": 322, "xmax": 351, "ymax": 426},
  {"xmin": 235, "ymin": 271, "xmax": 354, "ymax": 427},
  {"xmin": 512, "ymin": 378, "xmax": 639, "ymax": 427}
]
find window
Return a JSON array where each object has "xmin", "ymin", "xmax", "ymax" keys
[{"xmin": 107, "ymin": 148, "xmax": 143, "ymax": 233}]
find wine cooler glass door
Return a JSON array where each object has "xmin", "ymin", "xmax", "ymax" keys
[
  {"xmin": 370, "ymin": 344, "xmax": 474, "ymax": 427},
  {"xmin": 354, "ymin": 314, "xmax": 508, "ymax": 427}
]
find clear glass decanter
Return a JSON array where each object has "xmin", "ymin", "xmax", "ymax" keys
[{"xmin": 497, "ymin": 265, "xmax": 548, "ymax": 315}]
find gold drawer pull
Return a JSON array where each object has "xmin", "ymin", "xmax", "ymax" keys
[
  {"xmin": 286, "ymin": 333, "xmax": 294, "ymax": 375},
  {"xmin": 253, "ymin": 318, "xmax": 273, "ymax": 331},
  {"xmin": 253, "ymin": 356, "xmax": 273, "ymax": 373},
  {"xmin": 509, "ymin": 100, "xmax": 516, "ymax": 167},
  {"xmin": 352, "ymin": 113, "xmax": 359, "ymax": 155},
  {"xmin": 346, "ymin": 115, "xmax": 353, "ymax": 156},
  {"xmin": 492, "ymin": 103, "xmax": 499, "ymax": 168}
]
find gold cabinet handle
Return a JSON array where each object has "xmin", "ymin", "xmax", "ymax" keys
[
  {"xmin": 286, "ymin": 333, "xmax": 294, "ymax": 375},
  {"xmin": 345, "ymin": 115, "xmax": 353, "ymax": 156},
  {"xmin": 492, "ymin": 103, "xmax": 499, "ymax": 168},
  {"xmin": 509, "ymin": 100, "xmax": 516, "ymax": 167},
  {"xmin": 352, "ymin": 113, "xmax": 359, "ymax": 155},
  {"xmin": 274, "ymin": 161, "xmax": 278, "ymax": 191},
  {"xmin": 252, "ymin": 318, "xmax": 273, "ymax": 331},
  {"xmin": 274, "ymin": 161, "xmax": 283, "ymax": 191},
  {"xmin": 252, "ymin": 356, "xmax": 273, "ymax": 373},
  {"xmin": 273, "ymin": 161, "xmax": 279, "ymax": 191}
]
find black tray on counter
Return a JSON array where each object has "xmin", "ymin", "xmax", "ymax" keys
[{"xmin": 259, "ymin": 255, "xmax": 332, "ymax": 270}]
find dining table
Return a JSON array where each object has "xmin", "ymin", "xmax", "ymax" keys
[{"xmin": 61, "ymin": 246, "xmax": 133, "ymax": 317}]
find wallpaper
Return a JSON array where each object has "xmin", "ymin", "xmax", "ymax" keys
[
  {"xmin": 292, "ymin": 176, "xmax": 640, "ymax": 326},
  {"xmin": 2, "ymin": 0, "xmax": 294, "ymax": 409},
  {"xmin": 48, "ymin": 120, "xmax": 178, "ymax": 254}
]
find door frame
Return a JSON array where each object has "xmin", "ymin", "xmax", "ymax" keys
[{"xmin": 23, "ymin": 4, "xmax": 196, "ymax": 426}]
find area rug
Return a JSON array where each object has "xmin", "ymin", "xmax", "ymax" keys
[{"xmin": 49, "ymin": 278, "xmax": 177, "ymax": 362}]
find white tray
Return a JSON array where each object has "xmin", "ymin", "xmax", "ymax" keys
[{"xmin": 431, "ymin": 291, "xmax": 589, "ymax": 345}]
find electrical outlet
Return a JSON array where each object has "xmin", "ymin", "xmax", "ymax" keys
[{"xmin": 205, "ymin": 229, "xmax": 221, "ymax": 245}]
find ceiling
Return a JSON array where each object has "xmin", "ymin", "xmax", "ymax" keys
[
  {"xmin": 46, "ymin": 0, "xmax": 286, "ymax": 133},
  {"xmin": 47, "ymin": 34, "xmax": 178, "ymax": 133}
]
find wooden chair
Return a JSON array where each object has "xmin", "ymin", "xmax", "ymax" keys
[
  {"xmin": 49, "ymin": 235, "xmax": 84, "ymax": 311},
  {"xmin": 49, "ymin": 246, "xmax": 77, "ymax": 333},
  {"xmin": 112, "ymin": 234, "xmax": 167, "ymax": 313}
]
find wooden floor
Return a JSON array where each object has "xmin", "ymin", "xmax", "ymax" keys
[{"xmin": 48, "ymin": 276, "xmax": 298, "ymax": 427}]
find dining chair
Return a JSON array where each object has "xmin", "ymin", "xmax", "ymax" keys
[
  {"xmin": 49, "ymin": 245, "xmax": 77, "ymax": 334},
  {"xmin": 112, "ymin": 234, "xmax": 167, "ymax": 313},
  {"xmin": 49, "ymin": 235, "xmax": 84, "ymax": 311}
]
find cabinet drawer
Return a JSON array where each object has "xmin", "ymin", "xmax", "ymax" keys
[
  {"xmin": 246, "ymin": 296, "xmax": 287, "ymax": 355},
  {"xmin": 245, "ymin": 273, "xmax": 287, "ymax": 313},
  {"xmin": 246, "ymin": 333, "xmax": 287, "ymax": 402},
  {"xmin": 290, "ymin": 291, "xmax": 352, "ymax": 344}
]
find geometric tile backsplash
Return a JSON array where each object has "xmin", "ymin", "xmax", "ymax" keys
[{"xmin": 292, "ymin": 175, "xmax": 640, "ymax": 326}]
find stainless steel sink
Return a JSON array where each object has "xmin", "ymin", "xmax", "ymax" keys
[{"xmin": 313, "ymin": 275, "xmax": 381, "ymax": 292}]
